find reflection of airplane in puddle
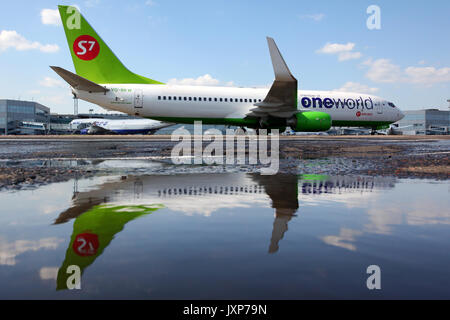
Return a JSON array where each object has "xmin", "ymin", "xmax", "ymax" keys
[{"xmin": 54, "ymin": 172, "xmax": 395, "ymax": 289}]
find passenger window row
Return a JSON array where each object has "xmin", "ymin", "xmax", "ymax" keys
[{"xmin": 157, "ymin": 96, "xmax": 262, "ymax": 103}]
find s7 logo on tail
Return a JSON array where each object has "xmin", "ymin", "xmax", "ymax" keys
[{"xmin": 73, "ymin": 35, "xmax": 100, "ymax": 60}]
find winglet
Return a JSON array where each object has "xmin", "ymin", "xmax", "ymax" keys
[
  {"xmin": 50, "ymin": 66, "xmax": 109, "ymax": 93},
  {"xmin": 266, "ymin": 37, "xmax": 297, "ymax": 82}
]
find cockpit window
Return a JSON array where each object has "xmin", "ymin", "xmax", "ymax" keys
[{"xmin": 388, "ymin": 102, "xmax": 396, "ymax": 108}]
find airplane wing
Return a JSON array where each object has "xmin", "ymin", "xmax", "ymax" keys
[
  {"xmin": 250, "ymin": 173, "xmax": 299, "ymax": 254},
  {"xmin": 250, "ymin": 173, "xmax": 299, "ymax": 212},
  {"xmin": 50, "ymin": 66, "xmax": 110, "ymax": 93},
  {"xmin": 87, "ymin": 124, "xmax": 116, "ymax": 135},
  {"xmin": 247, "ymin": 37, "xmax": 298, "ymax": 119}
]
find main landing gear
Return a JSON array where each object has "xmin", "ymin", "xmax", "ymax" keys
[{"xmin": 371, "ymin": 128, "xmax": 385, "ymax": 135}]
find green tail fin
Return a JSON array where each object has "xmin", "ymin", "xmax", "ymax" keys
[{"xmin": 58, "ymin": 5, "xmax": 163, "ymax": 85}]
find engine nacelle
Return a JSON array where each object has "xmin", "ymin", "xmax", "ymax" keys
[{"xmin": 288, "ymin": 112, "xmax": 332, "ymax": 132}]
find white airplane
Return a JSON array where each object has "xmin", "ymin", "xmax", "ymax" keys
[
  {"xmin": 69, "ymin": 118, "xmax": 173, "ymax": 135},
  {"xmin": 52, "ymin": 5, "xmax": 405, "ymax": 134}
]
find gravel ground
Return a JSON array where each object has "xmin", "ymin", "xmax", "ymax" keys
[{"xmin": 0, "ymin": 136, "xmax": 448, "ymax": 191}]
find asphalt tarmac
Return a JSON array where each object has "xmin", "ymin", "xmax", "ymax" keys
[{"xmin": 0, "ymin": 135, "xmax": 448, "ymax": 190}]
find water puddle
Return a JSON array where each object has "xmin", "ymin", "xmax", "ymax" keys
[{"xmin": 0, "ymin": 161, "xmax": 449, "ymax": 299}]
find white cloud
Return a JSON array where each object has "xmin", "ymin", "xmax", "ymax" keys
[
  {"xmin": 167, "ymin": 74, "xmax": 235, "ymax": 87},
  {"xmin": 39, "ymin": 77, "xmax": 66, "ymax": 88},
  {"xmin": 39, "ymin": 267, "xmax": 59, "ymax": 280},
  {"xmin": 299, "ymin": 13, "xmax": 325, "ymax": 22},
  {"xmin": 317, "ymin": 42, "xmax": 362, "ymax": 61},
  {"xmin": 317, "ymin": 42, "xmax": 355, "ymax": 54},
  {"xmin": 145, "ymin": 0, "xmax": 157, "ymax": 6},
  {"xmin": 363, "ymin": 58, "xmax": 450, "ymax": 84},
  {"xmin": 333, "ymin": 81, "xmax": 379, "ymax": 94},
  {"xmin": 40, "ymin": 9, "xmax": 61, "ymax": 26},
  {"xmin": 0, "ymin": 30, "xmax": 59, "ymax": 53},
  {"xmin": 321, "ymin": 228, "xmax": 362, "ymax": 252},
  {"xmin": 362, "ymin": 58, "xmax": 402, "ymax": 83},
  {"xmin": 338, "ymin": 51, "xmax": 362, "ymax": 62},
  {"xmin": 0, "ymin": 237, "xmax": 64, "ymax": 266},
  {"xmin": 404, "ymin": 66, "xmax": 450, "ymax": 84},
  {"xmin": 364, "ymin": 189, "xmax": 450, "ymax": 235}
]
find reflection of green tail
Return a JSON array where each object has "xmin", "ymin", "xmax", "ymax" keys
[
  {"xmin": 299, "ymin": 174, "xmax": 329, "ymax": 181},
  {"xmin": 56, "ymin": 204, "xmax": 163, "ymax": 291}
]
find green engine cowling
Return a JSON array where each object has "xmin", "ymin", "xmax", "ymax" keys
[{"xmin": 289, "ymin": 111, "xmax": 332, "ymax": 132}]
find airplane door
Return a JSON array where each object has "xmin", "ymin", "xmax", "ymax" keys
[
  {"xmin": 376, "ymin": 101, "xmax": 383, "ymax": 114},
  {"xmin": 134, "ymin": 89, "xmax": 144, "ymax": 109},
  {"xmin": 380, "ymin": 101, "xmax": 386, "ymax": 114}
]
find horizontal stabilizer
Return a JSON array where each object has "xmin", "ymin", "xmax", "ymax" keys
[{"xmin": 50, "ymin": 66, "xmax": 109, "ymax": 93}]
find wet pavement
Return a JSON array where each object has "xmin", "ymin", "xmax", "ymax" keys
[{"xmin": 0, "ymin": 137, "xmax": 449, "ymax": 192}]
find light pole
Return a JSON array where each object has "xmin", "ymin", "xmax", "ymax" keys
[
  {"xmin": 73, "ymin": 96, "xmax": 79, "ymax": 116},
  {"xmin": 447, "ymin": 100, "xmax": 450, "ymax": 135},
  {"xmin": 5, "ymin": 105, "xmax": 8, "ymax": 136}
]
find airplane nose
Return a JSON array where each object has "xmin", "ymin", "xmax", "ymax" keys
[{"xmin": 398, "ymin": 110, "xmax": 405, "ymax": 121}]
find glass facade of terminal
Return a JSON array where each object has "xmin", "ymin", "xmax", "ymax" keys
[
  {"xmin": 0, "ymin": 100, "xmax": 50, "ymax": 134},
  {"xmin": 0, "ymin": 101, "xmax": 6, "ymax": 126},
  {"xmin": 396, "ymin": 109, "xmax": 449, "ymax": 135}
]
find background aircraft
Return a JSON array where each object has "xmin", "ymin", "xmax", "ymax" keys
[{"xmin": 69, "ymin": 118, "xmax": 173, "ymax": 135}]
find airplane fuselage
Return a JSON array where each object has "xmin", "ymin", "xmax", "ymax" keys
[{"xmin": 75, "ymin": 84, "xmax": 404, "ymax": 129}]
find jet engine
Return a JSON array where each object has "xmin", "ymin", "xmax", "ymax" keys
[{"xmin": 287, "ymin": 112, "xmax": 332, "ymax": 132}]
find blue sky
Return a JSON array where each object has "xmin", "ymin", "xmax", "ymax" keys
[{"xmin": 0, "ymin": 0, "xmax": 449, "ymax": 114}]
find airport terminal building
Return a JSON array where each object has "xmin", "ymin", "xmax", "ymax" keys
[
  {"xmin": 394, "ymin": 109, "xmax": 449, "ymax": 135},
  {"xmin": 0, "ymin": 99, "xmax": 50, "ymax": 135},
  {"xmin": 0, "ymin": 99, "xmax": 150, "ymax": 135}
]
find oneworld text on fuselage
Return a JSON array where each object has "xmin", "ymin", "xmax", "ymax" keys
[{"xmin": 300, "ymin": 96, "xmax": 374, "ymax": 110}]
